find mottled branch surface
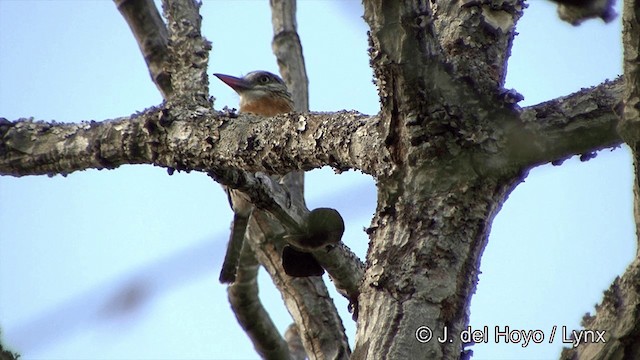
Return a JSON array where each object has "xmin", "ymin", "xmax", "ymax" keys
[
  {"xmin": 352, "ymin": 1, "xmax": 621, "ymax": 359},
  {"xmin": 246, "ymin": 211, "xmax": 350, "ymax": 359},
  {"xmin": 224, "ymin": 0, "xmax": 354, "ymax": 356},
  {"xmin": 0, "ymin": 0, "xmax": 630, "ymax": 359},
  {"xmin": 161, "ymin": 0, "xmax": 211, "ymax": 108},
  {"xmin": 558, "ymin": 1, "xmax": 640, "ymax": 359},
  {"xmin": 0, "ymin": 110, "xmax": 384, "ymax": 178},
  {"xmin": 499, "ymin": 78, "xmax": 623, "ymax": 172},
  {"xmin": 0, "ymin": 111, "xmax": 380, "ymax": 307},
  {"xmin": 1, "ymin": 85, "xmax": 623, "ymax": 180}
]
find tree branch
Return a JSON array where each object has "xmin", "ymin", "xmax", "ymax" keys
[
  {"xmin": 495, "ymin": 78, "xmax": 623, "ymax": 172},
  {"xmin": 560, "ymin": 262, "xmax": 640, "ymax": 360},
  {"xmin": 114, "ymin": 0, "xmax": 172, "ymax": 98},
  {"xmin": 444, "ymin": 0, "xmax": 525, "ymax": 89},
  {"xmin": 0, "ymin": 110, "xmax": 386, "ymax": 178},
  {"xmin": 362, "ymin": 0, "xmax": 524, "ymax": 168},
  {"xmin": 0, "ymin": 110, "xmax": 371, "ymax": 306},
  {"xmin": 161, "ymin": 0, "xmax": 211, "ymax": 106},
  {"xmin": 268, "ymin": 0, "xmax": 363, "ymax": 319},
  {"xmin": 284, "ymin": 324, "xmax": 307, "ymax": 360},
  {"xmin": 270, "ymin": 0, "xmax": 309, "ymax": 113},
  {"xmin": 228, "ymin": 240, "xmax": 291, "ymax": 359},
  {"xmin": 310, "ymin": 243, "xmax": 364, "ymax": 318},
  {"xmin": 560, "ymin": 1, "xmax": 640, "ymax": 358},
  {"xmin": 211, "ymin": 167, "xmax": 365, "ymax": 304},
  {"xmin": 245, "ymin": 219, "xmax": 351, "ymax": 359}
]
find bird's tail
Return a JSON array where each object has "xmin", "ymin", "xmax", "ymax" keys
[{"xmin": 219, "ymin": 212, "xmax": 251, "ymax": 283}]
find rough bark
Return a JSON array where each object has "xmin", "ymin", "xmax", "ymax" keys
[
  {"xmin": 0, "ymin": 0, "xmax": 631, "ymax": 359},
  {"xmin": 504, "ymin": 78, "xmax": 622, "ymax": 170},
  {"xmin": 226, "ymin": 0, "xmax": 351, "ymax": 357},
  {"xmin": 0, "ymin": 111, "xmax": 383, "ymax": 178},
  {"xmin": 559, "ymin": 0, "xmax": 640, "ymax": 359},
  {"xmin": 352, "ymin": 2, "xmax": 525, "ymax": 358},
  {"xmin": 246, "ymin": 213, "xmax": 350, "ymax": 359}
]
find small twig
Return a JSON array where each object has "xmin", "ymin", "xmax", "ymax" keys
[{"xmin": 270, "ymin": 0, "xmax": 309, "ymax": 113}]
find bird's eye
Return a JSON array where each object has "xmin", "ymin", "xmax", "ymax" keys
[{"xmin": 259, "ymin": 75, "xmax": 270, "ymax": 84}]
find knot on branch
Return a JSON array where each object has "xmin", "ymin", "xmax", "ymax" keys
[
  {"xmin": 286, "ymin": 207, "xmax": 345, "ymax": 250},
  {"xmin": 282, "ymin": 208, "xmax": 345, "ymax": 278}
]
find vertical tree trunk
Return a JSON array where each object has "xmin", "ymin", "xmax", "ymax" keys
[{"xmin": 354, "ymin": 1, "xmax": 525, "ymax": 358}]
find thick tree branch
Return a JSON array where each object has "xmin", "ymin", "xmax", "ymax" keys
[
  {"xmin": 494, "ymin": 78, "xmax": 623, "ymax": 173},
  {"xmin": 560, "ymin": 1, "xmax": 640, "ymax": 359},
  {"xmin": 363, "ymin": 0, "xmax": 524, "ymax": 170},
  {"xmin": 114, "ymin": 0, "xmax": 172, "ymax": 98},
  {"xmin": 246, "ymin": 215, "xmax": 351, "ymax": 359},
  {"xmin": 0, "ymin": 110, "xmax": 370, "ymax": 306},
  {"xmin": 228, "ymin": 241, "xmax": 291, "ymax": 359},
  {"xmin": 355, "ymin": 2, "xmax": 620, "ymax": 359},
  {"xmin": 0, "ymin": 110, "xmax": 385, "ymax": 178},
  {"xmin": 442, "ymin": 0, "xmax": 525, "ymax": 89},
  {"xmin": 161, "ymin": 0, "xmax": 211, "ymax": 106}
]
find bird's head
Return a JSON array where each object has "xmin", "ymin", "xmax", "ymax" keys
[{"xmin": 214, "ymin": 71, "xmax": 294, "ymax": 116}]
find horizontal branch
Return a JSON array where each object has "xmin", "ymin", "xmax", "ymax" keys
[
  {"xmin": 0, "ymin": 108, "xmax": 371, "ymax": 302},
  {"xmin": 489, "ymin": 77, "xmax": 623, "ymax": 172},
  {"xmin": 0, "ymin": 108, "xmax": 388, "ymax": 178}
]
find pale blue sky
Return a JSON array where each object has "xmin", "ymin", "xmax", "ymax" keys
[{"xmin": 0, "ymin": 1, "xmax": 631, "ymax": 359}]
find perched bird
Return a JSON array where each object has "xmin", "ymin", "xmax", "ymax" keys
[
  {"xmin": 214, "ymin": 71, "xmax": 294, "ymax": 283},
  {"xmin": 214, "ymin": 71, "xmax": 294, "ymax": 116}
]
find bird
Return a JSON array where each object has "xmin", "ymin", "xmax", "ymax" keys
[
  {"xmin": 214, "ymin": 71, "xmax": 294, "ymax": 283},
  {"xmin": 214, "ymin": 71, "xmax": 294, "ymax": 116}
]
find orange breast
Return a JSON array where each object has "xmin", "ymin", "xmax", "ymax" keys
[{"xmin": 240, "ymin": 96, "xmax": 293, "ymax": 116}]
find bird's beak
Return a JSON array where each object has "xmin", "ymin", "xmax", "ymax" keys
[{"xmin": 213, "ymin": 73, "xmax": 251, "ymax": 93}]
